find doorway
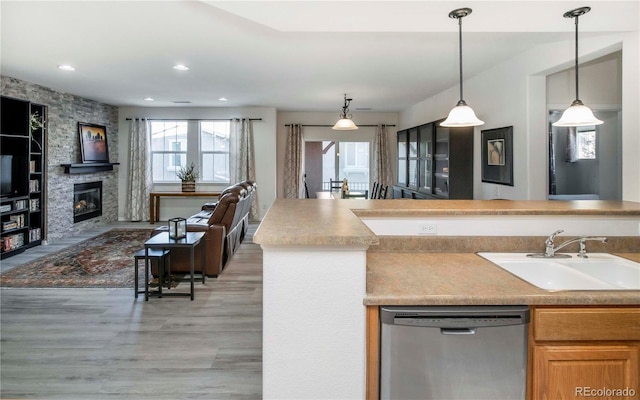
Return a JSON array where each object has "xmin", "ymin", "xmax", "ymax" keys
[
  {"xmin": 304, "ymin": 141, "xmax": 370, "ymax": 198},
  {"xmin": 548, "ymin": 110, "xmax": 622, "ymax": 200}
]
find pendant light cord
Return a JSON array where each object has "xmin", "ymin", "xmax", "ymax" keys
[
  {"xmin": 458, "ymin": 16, "xmax": 464, "ymax": 103},
  {"xmin": 574, "ymin": 14, "xmax": 580, "ymax": 101}
]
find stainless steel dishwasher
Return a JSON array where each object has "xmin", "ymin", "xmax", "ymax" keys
[{"xmin": 380, "ymin": 305, "xmax": 530, "ymax": 400}]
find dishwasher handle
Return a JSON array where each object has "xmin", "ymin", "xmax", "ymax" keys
[{"xmin": 440, "ymin": 328, "xmax": 477, "ymax": 335}]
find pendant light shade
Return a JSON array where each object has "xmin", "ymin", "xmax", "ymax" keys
[
  {"xmin": 442, "ymin": 100, "xmax": 485, "ymax": 127},
  {"xmin": 552, "ymin": 7, "xmax": 603, "ymax": 127},
  {"xmin": 332, "ymin": 94, "xmax": 358, "ymax": 130},
  {"xmin": 441, "ymin": 8, "xmax": 484, "ymax": 128},
  {"xmin": 553, "ymin": 100, "xmax": 603, "ymax": 127}
]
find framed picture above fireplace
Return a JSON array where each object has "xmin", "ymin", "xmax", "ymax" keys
[{"xmin": 78, "ymin": 122, "xmax": 109, "ymax": 163}]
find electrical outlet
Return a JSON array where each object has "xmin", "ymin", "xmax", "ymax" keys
[{"xmin": 418, "ymin": 223, "xmax": 437, "ymax": 235}]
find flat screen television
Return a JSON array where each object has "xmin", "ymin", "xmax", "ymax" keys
[
  {"xmin": 1, "ymin": 152, "xmax": 28, "ymax": 198},
  {"xmin": 1, "ymin": 155, "xmax": 14, "ymax": 198}
]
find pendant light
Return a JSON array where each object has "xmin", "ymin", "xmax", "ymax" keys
[
  {"xmin": 441, "ymin": 8, "xmax": 484, "ymax": 127},
  {"xmin": 332, "ymin": 94, "xmax": 358, "ymax": 130},
  {"xmin": 553, "ymin": 7, "xmax": 603, "ymax": 127}
]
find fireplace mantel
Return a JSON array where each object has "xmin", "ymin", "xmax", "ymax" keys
[{"xmin": 61, "ymin": 162, "xmax": 119, "ymax": 174}]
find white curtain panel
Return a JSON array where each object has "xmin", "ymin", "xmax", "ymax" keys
[
  {"xmin": 125, "ymin": 118, "xmax": 152, "ymax": 221},
  {"xmin": 230, "ymin": 118, "xmax": 260, "ymax": 220},
  {"xmin": 373, "ymin": 124, "xmax": 394, "ymax": 190},
  {"xmin": 283, "ymin": 124, "xmax": 304, "ymax": 198}
]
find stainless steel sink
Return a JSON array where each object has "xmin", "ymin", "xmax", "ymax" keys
[{"xmin": 477, "ymin": 252, "xmax": 640, "ymax": 291}]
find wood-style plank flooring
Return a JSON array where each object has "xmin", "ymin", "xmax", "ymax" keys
[{"xmin": 1, "ymin": 223, "xmax": 262, "ymax": 399}]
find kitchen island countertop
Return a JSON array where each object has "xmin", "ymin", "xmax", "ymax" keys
[
  {"xmin": 254, "ymin": 199, "xmax": 640, "ymax": 246},
  {"xmin": 366, "ymin": 252, "xmax": 640, "ymax": 306}
]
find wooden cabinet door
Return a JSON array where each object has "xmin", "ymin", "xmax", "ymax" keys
[{"xmin": 532, "ymin": 344, "xmax": 639, "ymax": 400}]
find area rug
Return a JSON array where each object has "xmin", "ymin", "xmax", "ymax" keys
[{"xmin": 1, "ymin": 229, "xmax": 156, "ymax": 288}]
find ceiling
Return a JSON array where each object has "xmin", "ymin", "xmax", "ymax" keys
[{"xmin": 1, "ymin": 1, "xmax": 637, "ymax": 112}]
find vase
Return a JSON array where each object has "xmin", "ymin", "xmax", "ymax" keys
[{"xmin": 181, "ymin": 181, "xmax": 196, "ymax": 192}]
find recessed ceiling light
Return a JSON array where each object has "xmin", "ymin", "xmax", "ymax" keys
[
  {"xmin": 173, "ymin": 64, "xmax": 190, "ymax": 71},
  {"xmin": 57, "ymin": 65, "xmax": 75, "ymax": 71},
  {"xmin": 218, "ymin": 97, "xmax": 228, "ymax": 101},
  {"xmin": 144, "ymin": 97, "xmax": 155, "ymax": 102}
]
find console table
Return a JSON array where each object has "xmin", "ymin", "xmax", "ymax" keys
[
  {"xmin": 144, "ymin": 231, "xmax": 206, "ymax": 301},
  {"xmin": 149, "ymin": 192, "xmax": 220, "ymax": 224}
]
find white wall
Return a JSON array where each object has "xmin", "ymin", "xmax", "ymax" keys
[
  {"xmin": 400, "ymin": 33, "xmax": 640, "ymax": 202},
  {"xmin": 117, "ymin": 106, "xmax": 277, "ymax": 221},
  {"xmin": 262, "ymin": 246, "xmax": 367, "ymax": 400},
  {"xmin": 276, "ymin": 111, "xmax": 398, "ymax": 198}
]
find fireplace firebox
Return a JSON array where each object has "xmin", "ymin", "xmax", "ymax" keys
[{"xmin": 74, "ymin": 181, "xmax": 102, "ymax": 223}]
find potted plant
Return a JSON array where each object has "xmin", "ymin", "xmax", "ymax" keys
[
  {"xmin": 177, "ymin": 162, "xmax": 199, "ymax": 192},
  {"xmin": 29, "ymin": 112, "xmax": 44, "ymax": 151}
]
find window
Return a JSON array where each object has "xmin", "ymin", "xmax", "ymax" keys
[
  {"xmin": 200, "ymin": 121, "xmax": 230, "ymax": 183},
  {"xmin": 150, "ymin": 120, "xmax": 231, "ymax": 183},
  {"xmin": 317, "ymin": 141, "xmax": 370, "ymax": 191},
  {"xmin": 577, "ymin": 130, "xmax": 596, "ymax": 160},
  {"xmin": 150, "ymin": 121, "xmax": 188, "ymax": 182}
]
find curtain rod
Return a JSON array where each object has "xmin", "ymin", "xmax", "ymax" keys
[
  {"xmin": 126, "ymin": 118, "xmax": 262, "ymax": 121},
  {"xmin": 284, "ymin": 124, "xmax": 395, "ymax": 127}
]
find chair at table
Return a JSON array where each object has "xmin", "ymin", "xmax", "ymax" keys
[
  {"xmin": 329, "ymin": 178, "xmax": 343, "ymax": 193},
  {"xmin": 371, "ymin": 182, "xmax": 380, "ymax": 199},
  {"xmin": 378, "ymin": 185, "xmax": 388, "ymax": 199}
]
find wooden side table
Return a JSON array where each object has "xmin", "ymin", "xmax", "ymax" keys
[
  {"xmin": 144, "ymin": 231, "xmax": 206, "ymax": 301},
  {"xmin": 149, "ymin": 192, "xmax": 220, "ymax": 224}
]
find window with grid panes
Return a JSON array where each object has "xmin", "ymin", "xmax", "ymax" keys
[{"xmin": 150, "ymin": 120, "xmax": 230, "ymax": 183}]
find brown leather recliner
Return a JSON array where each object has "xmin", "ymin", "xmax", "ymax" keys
[
  {"xmin": 152, "ymin": 191, "xmax": 242, "ymax": 277},
  {"xmin": 153, "ymin": 181, "xmax": 256, "ymax": 277},
  {"xmin": 201, "ymin": 180, "xmax": 256, "ymax": 244}
]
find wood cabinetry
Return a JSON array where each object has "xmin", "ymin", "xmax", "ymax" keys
[
  {"xmin": 530, "ymin": 307, "xmax": 640, "ymax": 400},
  {"xmin": 394, "ymin": 118, "xmax": 473, "ymax": 199},
  {"xmin": 1, "ymin": 96, "xmax": 46, "ymax": 258}
]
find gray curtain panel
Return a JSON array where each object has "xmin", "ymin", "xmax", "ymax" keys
[
  {"xmin": 565, "ymin": 128, "xmax": 578, "ymax": 163},
  {"xmin": 283, "ymin": 124, "xmax": 304, "ymax": 198},
  {"xmin": 230, "ymin": 118, "xmax": 260, "ymax": 220},
  {"xmin": 373, "ymin": 124, "xmax": 394, "ymax": 190},
  {"xmin": 125, "ymin": 118, "xmax": 152, "ymax": 221}
]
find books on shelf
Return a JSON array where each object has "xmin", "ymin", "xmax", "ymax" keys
[
  {"xmin": 30, "ymin": 179, "xmax": 40, "ymax": 192},
  {"xmin": 15, "ymin": 200, "xmax": 28, "ymax": 210},
  {"xmin": 30, "ymin": 160, "xmax": 36, "ymax": 173},
  {"xmin": 9, "ymin": 214, "xmax": 25, "ymax": 227},
  {"xmin": 2, "ymin": 215, "xmax": 25, "ymax": 232},
  {"xmin": 2, "ymin": 220, "xmax": 19, "ymax": 232},
  {"xmin": 0, "ymin": 204, "xmax": 11, "ymax": 213},
  {"xmin": 1, "ymin": 233, "xmax": 24, "ymax": 252},
  {"xmin": 30, "ymin": 199, "xmax": 40, "ymax": 212},
  {"xmin": 29, "ymin": 228, "xmax": 41, "ymax": 241}
]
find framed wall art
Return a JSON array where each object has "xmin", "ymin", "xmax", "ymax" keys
[
  {"xmin": 78, "ymin": 122, "xmax": 109, "ymax": 163},
  {"xmin": 481, "ymin": 126, "xmax": 513, "ymax": 186}
]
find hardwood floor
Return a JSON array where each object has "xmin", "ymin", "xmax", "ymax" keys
[{"xmin": 1, "ymin": 223, "xmax": 263, "ymax": 399}]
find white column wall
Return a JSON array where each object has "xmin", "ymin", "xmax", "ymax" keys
[
  {"xmin": 622, "ymin": 31, "xmax": 640, "ymax": 202},
  {"xmin": 262, "ymin": 246, "xmax": 367, "ymax": 400}
]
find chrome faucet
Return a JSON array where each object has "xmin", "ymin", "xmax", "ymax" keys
[{"xmin": 528, "ymin": 229, "xmax": 608, "ymax": 258}]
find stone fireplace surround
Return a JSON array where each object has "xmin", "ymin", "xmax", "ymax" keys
[{"xmin": 1, "ymin": 75, "xmax": 119, "ymax": 242}]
